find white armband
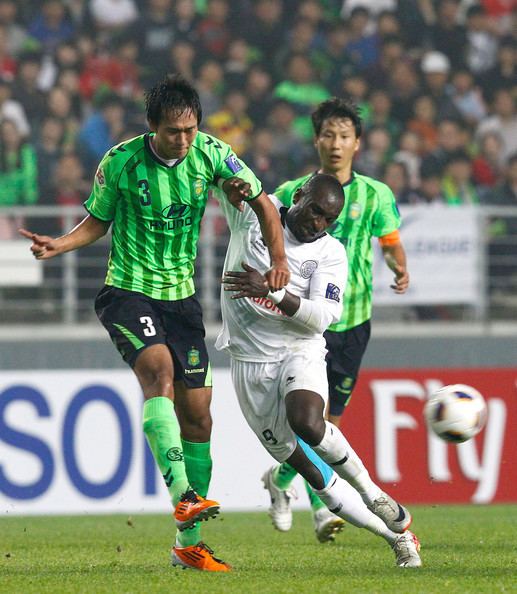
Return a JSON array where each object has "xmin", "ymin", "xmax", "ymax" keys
[
  {"xmin": 266, "ymin": 288, "xmax": 286, "ymax": 304},
  {"xmin": 291, "ymin": 297, "xmax": 335, "ymax": 334}
]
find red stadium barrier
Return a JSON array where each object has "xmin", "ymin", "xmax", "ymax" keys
[{"xmin": 340, "ymin": 369, "xmax": 516, "ymax": 504}]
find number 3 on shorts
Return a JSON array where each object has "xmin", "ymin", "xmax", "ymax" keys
[{"xmin": 140, "ymin": 316, "xmax": 156, "ymax": 337}]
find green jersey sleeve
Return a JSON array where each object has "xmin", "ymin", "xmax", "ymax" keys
[
  {"xmin": 370, "ymin": 180, "xmax": 401, "ymax": 238},
  {"xmin": 211, "ymin": 136, "xmax": 263, "ymax": 201},
  {"xmin": 84, "ymin": 150, "xmax": 121, "ymax": 222},
  {"xmin": 273, "ymin": 174, "xmax": 312, "ymax": 207}
]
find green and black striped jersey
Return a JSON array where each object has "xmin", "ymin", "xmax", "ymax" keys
[
  {"xmin": 85, "ymin": 131, "xmax": 262, "ymax": 301},
  {"xmin": 274, "ymin": 172, "xmax": 401, "ymax": 331}
]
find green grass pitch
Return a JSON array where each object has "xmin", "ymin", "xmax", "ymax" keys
[{"xmin": 1, "ymin": 505, "xmax": 516, "ymax": 594}]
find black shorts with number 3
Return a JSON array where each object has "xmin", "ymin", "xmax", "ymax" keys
[{"xmin": 94, "ymin": 285, "xmax": 211, "ymax": 389}]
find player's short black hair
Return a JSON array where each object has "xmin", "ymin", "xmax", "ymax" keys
[
  {"xmin": 145, "ymin": 73, "xmax": 202, "ymax": 126},
  {"xmin": 311, "ymin": 96, "xmax": 362, "ymax": 138}
]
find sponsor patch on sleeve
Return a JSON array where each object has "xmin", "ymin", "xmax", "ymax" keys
[
  {"xmin": 224, "ymin": 154, "xmax": 243, "ymax": 174},
  {"xmin": 95, "ymin": 166, "xmax": 105, "ymax": 186},
  {"xmin": 325, "ymin": 283, "xmax": 341, "ymax": 303}
]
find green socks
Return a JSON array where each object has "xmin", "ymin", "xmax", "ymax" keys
[
  {"xmin": 142, "ymin": 397, "xmax": 190, "ymax": 507},
  {"xmin": 274, "ymin": 462, "xmax": 325, "ymax": 512},
  {"xmin": 273, "ymin": 462, "xmax": 298, "ymax": 490},
  {"xmin": 304, "ymin": 480, "xmax": 326, "ymax": 512},
  {"xmin": 176, "ymin": 439, "xmax": 213, "ymax": 548}
]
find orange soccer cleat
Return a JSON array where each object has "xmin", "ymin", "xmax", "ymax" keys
[
  {"xmin": 171, "ymin": 542, "xmax": 231, "ymax": 572},
  {"xmin": 174, "ymin": 489, "xmax": 220, "ymax": 531}
]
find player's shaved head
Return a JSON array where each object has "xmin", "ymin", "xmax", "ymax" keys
[
  {"xmin": 302, "ymin": 173, "xmax": 344, "ymax": 211},
  {"xmin": 287, "ymin": 173, "xmax": 344, "ymax": 243},
  {"xmin": 145, "ymin": 73, "xmax": 203, "ymax": 126}
]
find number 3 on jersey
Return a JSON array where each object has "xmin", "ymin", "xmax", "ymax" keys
[
  {"xmin": 138, "ymin": 179, "xmax": 152, "ymax": 206},
  {"xmin": 140, "ymin": 316, "xmax": 156, "ymax": 336}
]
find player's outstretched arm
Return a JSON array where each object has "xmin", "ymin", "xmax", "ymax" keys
[
  {"xmin": 19, "ymin": 214, "xmax": 110, "ymax": 260},
  {"xmin": 381, "ymin": 241, "xmax": 409, "ymax": 294},
  {"xmin": 247, "ymin": 193, "xmax": 290, "ymax": 291}
]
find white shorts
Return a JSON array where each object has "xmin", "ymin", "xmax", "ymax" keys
[{"xmin": 230, "ymin": 345, "xmax": 328, "ymax": 462}]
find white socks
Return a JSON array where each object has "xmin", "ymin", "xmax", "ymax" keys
[
  {"xmin": 313, "ymin": 421, "xmax": 382, "ymax": 505},
  {"xmin": 315, "ymin": 473, "xmax": 398, "ymax": 544}
]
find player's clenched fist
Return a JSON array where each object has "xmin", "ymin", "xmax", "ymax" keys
[
  {"xmin": 265, "ymin": 261, "xmax": 290, "ymax": 292},
  {"xmin": 18, "ymin": 228, "xmax": 59, "ymax": 259}
]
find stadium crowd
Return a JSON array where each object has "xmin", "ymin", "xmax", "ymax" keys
[{"xmin": 0, "ymin": 0, "xmax": 515, "ymax": 221}]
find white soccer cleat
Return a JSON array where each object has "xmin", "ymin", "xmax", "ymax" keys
[
  {"xmin": 367, "ymin": 493, "xmax": 412, "ymax": 533},
  {"xmin": 313, "ymin": 507, "xmax": 346, "ymax": 543},
  {"xmin": 261, "ymin": 466, "xmax": 297, "ymax": 532},
  {"xmin": 392, "ymin": 531, "xmax": 422, "ymax": 568}
]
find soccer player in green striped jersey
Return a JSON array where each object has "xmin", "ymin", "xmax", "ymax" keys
[
  {"xmin": 260, "ymin": 97, "xmax": 409, "ymax": 543},
  {"xmin": 19, "ymin": 74, "xmax": 289, "ymax": 572}
]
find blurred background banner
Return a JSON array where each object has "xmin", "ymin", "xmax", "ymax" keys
[
  {"xmin": 373, "ymin": 205, "xmax": 482, "ymax": 306},
  {"xmin": 1, "ymin": 368, "xmax": 514, "ymax": 515}
]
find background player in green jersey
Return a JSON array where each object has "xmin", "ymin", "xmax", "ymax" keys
[
  {"xmin": 260, "ymin": 97, "xmax": 410, "ymax": 543},
  {"xmin": 19, "ymin": 74, "xmax": 289, "ymax": 572}
]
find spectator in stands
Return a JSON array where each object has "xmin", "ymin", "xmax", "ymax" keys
[
  {"xmin": 35, "ymin": 115, "xmax": 65, "ymax": 205},
  {"xmin": 0, "ymin": 118, "xmax": 38, "ymax": 208},
  {"xmin": 312, "ymin": 22, "xmax": 355, "ymax": 87},
  {"xmin": 12, "ymin": 51, "xmax": 47, "ymax": 129},
  {"xmin": 0, "ymin": 76, "xmax": 30, "ymax": 137},
  {"xmin": 421, "ymin": 118, "xmax": 470, "ymax": 176},
  {"xmin": 448, "ymin": 68, "xmax": 487, "ymax": 127},
  {"xmin": 420, "ymin": 50, "xmax": 462, "ymax": 121},
  {"xmin": 173, "ymin": 0, "xmax": 200, "ymax": 44},
  {"xmin": 273, "ymin": 52, "xmax": 329, "ymax": 140},
  {"xmin": 244, "ymin": 65, "xmax": 274, "ymax": 126},
  {"xmin": 241, "ymin": 127, "xmax": 283, "ymax": 192},
  {"xmin": 196, "ymin": 0, "xmax": 231, "ymax": 60},
  {"xmin": 52, "ymin": 152, "xmax": 90, "ymax": 207},
  {"xmin": 76, "ymin": 92, "xmax": 126, "ymax": 173},
  {"xmin": 344, "ymin": 6, "xmax": 379, "ymax": 71},
  {"xmin": 472, "ymin": 130, "xmax": 505, "ymax": 191},
  {"xmin": 393, "ymin": 130, "xmax": 422, "ymax": 190},
  {"xmin": 0, "ymin": 0, "xmax": 29, "ymax": 57},
  {"xmin": 464, "ymin": 3, "xmax": 499, "ymax": 76},
  {"xmin": 442, "ymin": 150, "xmax": 481, "ymax": 205},
  {"xmin": 243, "ymin": 0, "xmax": 285, "ymax": 64},
  {"xmin": 364, "ymin": 34, "xmax": 405, "ymax": 91},
  {"xmin": 481, "ymin": 37, "xmax": 516, "ymax": 97},
  {"xmin": 136, "ymin": 0, "xmax": 175, "ymax": 87},
  {"xmin": 487, "ymin": 152, "xmax": 517, "ymax": 206},
  {"xmin": 45, "ymin": 86, "xmax": 80, "ymax": 149},
  {"xmin": 355, "ymin": 125, "xmax": 393, "ymax": 179},
  {"xmin": 273, "ymin": 17, "xmax": 320, "ymax": 80},
  {"xmin": 363, "ymin": 88, "xmax": 400, "ymax": 141},
  {"xmin": 428, "ymin": 0, "xmax": 467, "ymax": 69},
  {"xmin": 166, "ymin": 40, "xmax": 196, "ymax": 84},
  {"xmin": 476, "ymin": 88, "xmax": 517, "ymax": 163},
  {"xmin": 28, "ymin": 0, "xmax": 75, "ymax": 53},
  {"xmin": 224, "ymin": 38, "xmax": 254, "ymax": 90},
  {"xmin": 382, "ymin": 160, "xmax": 420, "ymax": 204},
  {"xmin": 415, "ymin": 165, "xmax": 446, "ymax": 205},
  {"xmin": 388, "ymin": 60, "xmax": 421, "ymax": 125},
  {"xmin": 195, "ymin": 59, "xmax": 223, "ymax": 118},
  {"xmin": 407, "ymin": 94, "xmax": 439, "ymax": 155},
  {"xmin": 205, "ymin": 88, "xmax": 253, "ymax": 156}
]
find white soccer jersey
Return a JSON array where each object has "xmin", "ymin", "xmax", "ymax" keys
[{"xmin": 215, "ymin": 194, "xmax": 348, "ymax": 361}]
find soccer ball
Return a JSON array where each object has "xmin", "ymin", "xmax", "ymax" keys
[{"xmin": 423, "ymin": 384, "xmax": 487, "ymax": 443}]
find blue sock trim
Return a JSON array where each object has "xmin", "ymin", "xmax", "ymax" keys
[{"xmin": 296, "ymin": 437, "xmax": 333, "ymax": 487}]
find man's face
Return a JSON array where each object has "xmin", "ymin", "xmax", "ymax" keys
[
  {"xmin": 149, "ymin": 109, "xmax": 198, "ymax": 160},
  {"xmin": 288, "ymin": 186, "xmax": 342, "ymax": 243},
  {"xmin": 314, "ymin": 117, "xmax": 360, "ymax": 174}
]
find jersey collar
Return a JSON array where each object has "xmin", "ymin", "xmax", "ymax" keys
[{"xmin": 144, "ymin": 133, "xmax": 187, "ymax": 168}]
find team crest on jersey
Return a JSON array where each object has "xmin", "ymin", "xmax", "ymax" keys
[
  {"xmin": 325, "ymin": 283, "xmax": 341, "ymax": 303},
  {"xmin": 187, "ymin": 347, "xmax": 200, "ymax": 366},
  {"xmin": 300, "ymin": 260, "xmax": 318, "ymax": 279},
  {"xmin": 224, "ymin": 154, "xmax": 243, "ymax": 174},
  {"xmin": 95, "ymin": 166, "xmax": 105, "ymax": 186},
  {"xmin": 192, "ymin": 178, "xmax": 205, "ymax": 197},
  {"xmin": 348, "ymin": 202, "xmax": 362, "ymax": 220}
]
